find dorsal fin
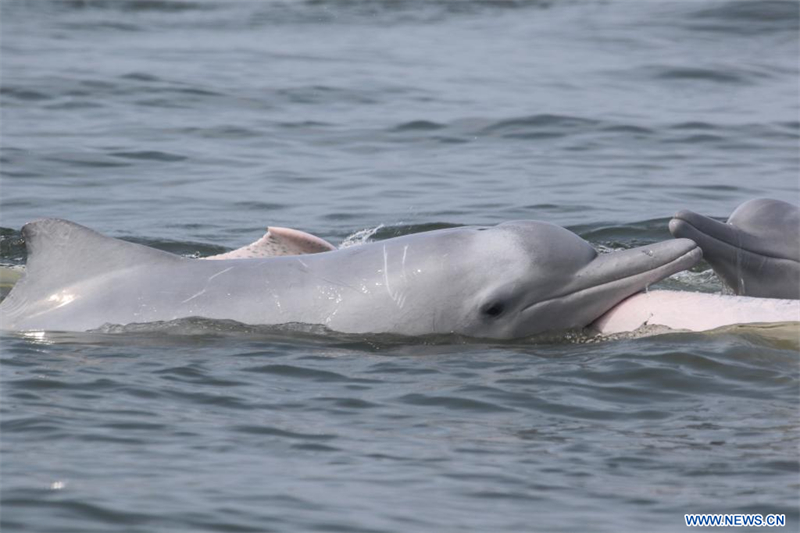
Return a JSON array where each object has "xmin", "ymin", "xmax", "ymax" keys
[
  {"xmin": 1, "ymin": 219, "xmax": 186, "ymax": 329},
  {"xmin": 206, "ymin": 226, "xmax": 335, "ymax": 260},
  {"xmin": 20, "ymin": 218, "xmax": 182, "ymax": 292}
]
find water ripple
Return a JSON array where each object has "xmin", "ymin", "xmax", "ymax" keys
[
  {"xmin": 109, "ymin": 150, "xmax": 187, "ymax": 162},
  {"xmin": 397, "ymin": 393, "xmax": 514, "ymax": 413},
  {"xmin": 232, "ymin": 425, "xmax": 337, "ymax": 441},
  {"xmin": 242, "ymin": 364, "xmax": 380, "ymax": 383}
]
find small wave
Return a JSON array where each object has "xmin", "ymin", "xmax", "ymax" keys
[
  {"xmin": 664, "ymin": 133, "xmax": 725, "ymax": 144},
  {"xmin": 276, "ymin": 85, "xmax": 378, "ymax": 106},
  {"xmin": 0, "ymin": 87, "xmax": 51, "ymax": 101},
  {"xmin": 242, "ymin": 363, "xmax": 377, "ymax": 383},
  {"xmin": 44, "ymin": 100, "xmax": 104, "ymax": 110},
  {"xmin": 599, "ymin": 124, "xmax": 653, "ymax": 135},
  {"xmin": 670, "ymin": 121, "xmax": 718, "ymax": 131},
  {"xmin": 184, "ymin": 125, "xmax": 261, "ymax": 139},
  {"xmin": 571, "ymin": 217, "xmax": 674, "ymax": 245},
  {"xmin": 232, "ymin": 425, "xmax": 337, "ymax": 440},
  {"xmin": 340, "ymin": 222, "xmax": 467, "ymax": 248},
  {"xmin": 0, "ymin": 227, "xmax": 26, "ymax": 265},
  {"xmin": 100, "ymin": 421, "xmax": 169, "ymax": 431},
  {"xmin": 231, "ymin": 201, "xmax": 287, "ymax": 211},
  {"xmin": 483, "ymin": 113, "xmax": 598, "ymax": 130},
  {"xmin": 479, "ymin": 113, "xmax": 599, "ymax": 139},
  {"xmin": 392, "ymin": 120, "xmax": 446, "ymax": 132},
  {"xmin": 120, "ymin": 71, "xmax": 162, "ymax": 82},
  {"xmin": 1, "ymin": 497, "xmax": 155, "ymax": 527},
  {"xmin": 1, "ymin": 416, "xmax": 64, "ymax": 434},
  {"xmin": 375, "ymin": 114, "xmax": 800, "ymax": 149},
  {"xmin": 155, "ymin": 365, "xmax": 245, "ymax": 387},
  {"xmin": 315, "ymin": 396, "xmax": 380, "ymax": 409},
  {"xmin": 378, "ymin": 113, "xmax": 739, "ymax": 146},
  {"xmin": 46, "ymin": 154, "xmax": 131, "ymax": 168},
  {"xmin": 637, "ymin": 65, "xmax": 753, "ymax": 85},
  {"xmin": 60, "ymin": 21, "xmax": 143, "ymax": 32},
  {"xmin": 665, "ymin": 268, "xmax": 724, "ymax": 292},
  {"xmin": 109, "ymin": 150, "xmax": 187, "ymax": 162},
  {"xmin": 119, "ymin": 236, "xmax": 226, "ymax": 258},
  {"xmin": 62, "ymin": 0, "xmax": 217, "ymax": 13},
  {"xmin": 339, "ymin": 224, "xmax": 385, "ymax": 248},
  {"xmin": 688, "ymin": 0, "xmax": 799, "ymax": 34},
  {"xmin": 245, "ymin": 0, "xmax": 554, "ymax": 26},
  {"xmin": 277, "ymin": 120, "xmax": 331, "ymax": 129},
  {"xmin": 69, "ymin": 316, "xmax": 601, "ymax": 348},
  {"xmin": 91, "ymin": 318, "xmax": 332, "ymax": 337},
  {"xmin": 398, "ymin": 393, "xmax": 514, "ymax": 413},
  {"xmin": 6, "ymin": 377, "xmax": 114, "ymax": 391}
]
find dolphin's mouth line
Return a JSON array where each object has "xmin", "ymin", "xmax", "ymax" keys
[
  {"xmin": 673, "ymin": 216, "xmax": 799, "ymax": 263},
  {"xmin": 519, "ymin": 245, "xmax": 702, "ymax": 314}
]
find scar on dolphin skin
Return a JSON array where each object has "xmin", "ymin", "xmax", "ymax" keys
[{"xmin": 181, "ymin": 267, "xmax": 236, "ymax": 304}]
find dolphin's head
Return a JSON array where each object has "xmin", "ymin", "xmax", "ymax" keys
[
  {"xmin": 394, "ymin": 221, "xmax": 701, "ymax": 339},
  {"xmin": 669, "ymin": 199, "xmax": 800, "ymax": 299}
]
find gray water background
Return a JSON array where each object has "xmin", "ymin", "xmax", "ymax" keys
[{"xmin": 1, "ymin": 1, "xmax": 799, "ymax": 532}]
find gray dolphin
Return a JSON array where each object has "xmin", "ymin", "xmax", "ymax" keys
[
  {"xmin": 669, "ymin": 198, "xmax": 800, "ymax": 299},
  {"xmin": 0, "ymin": 218, "xmax": 700, "ymax": 337}
]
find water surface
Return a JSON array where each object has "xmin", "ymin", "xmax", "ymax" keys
[{"xmin": 1, "ymin": 1, "xmax": 798, "ymax": 531}]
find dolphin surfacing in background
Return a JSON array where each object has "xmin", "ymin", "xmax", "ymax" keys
[
  {"xmin": 669, "ymin": 198, "xmax": 800, "ymax": 299},
  {"xmin": 0, "ymin": 218, "xmax": 700, "ymax": 337}
]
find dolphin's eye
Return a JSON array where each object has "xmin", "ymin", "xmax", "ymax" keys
[{"xmin": 482, "ymin": 301, "xmax": 505, "ymax": 318}]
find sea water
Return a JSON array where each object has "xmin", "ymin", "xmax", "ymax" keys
[{"xmin": 1, "ymin": 1, "xmax": 798, "ymax": 531}]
